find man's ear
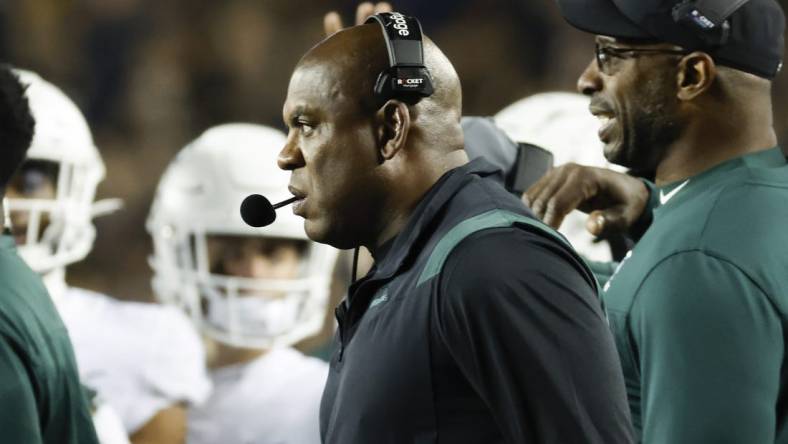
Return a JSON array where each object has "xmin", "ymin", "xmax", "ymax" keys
[
  {"xmin": 676, "ymin": 52, "xmax": 716, "ymax": 101},
  {"xmin": 375, "ymin": 100, "xmax": 410, "ymax": 160}
]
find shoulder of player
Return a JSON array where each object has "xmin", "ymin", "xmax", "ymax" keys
[
  {"xmin": 225, "ymin": 348, "xmax": 326, "ymax": 403},
  {"xmin": 65, "ymin": 287, "xmax": 201, "ymax": 351},
  {"xmin": 255, "ymin": 347, "xmax": 328, "ymax": 378}
]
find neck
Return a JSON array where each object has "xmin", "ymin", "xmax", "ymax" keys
[
  {"xmin": 655, "ymin": 103, "xmax": 776, "ymax": 186},
  {"xmin": 367, "ymin": 148, "xmax": 468, "ymax": 258}
]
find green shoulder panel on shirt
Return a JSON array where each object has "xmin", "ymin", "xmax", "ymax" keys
[{"xmin": 416, "ymin": 209, "xmax": 575, "ymax": 286}]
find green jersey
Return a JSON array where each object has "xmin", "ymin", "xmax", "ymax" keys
[
  {"xmin": 0, "ymin": 234, "xmax": 98, "ymax": 443},
  {"xmin": 603, "ymin": 147, "xmax": 788, "ymax": 443}
]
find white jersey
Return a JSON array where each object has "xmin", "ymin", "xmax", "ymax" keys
[
  {"xmin": 56, "ymin": 286, "xmax": 212, "ymax": 434},
  {"xmin": 188, "ymin": 347, "xmax": 328, "ymax": 444}
]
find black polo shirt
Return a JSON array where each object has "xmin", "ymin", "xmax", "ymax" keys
[{"xmin": 320, "ymin": 158, "xmax": 632, "ymax": 443}]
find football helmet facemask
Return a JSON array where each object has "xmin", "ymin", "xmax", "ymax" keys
[
  {"xmin": 5, "ymin": 70, "xmax": 119, "ymax": 274},
  {"xmin": 147, "ymin": 123, "xmax": 338, "ymax": 349}
]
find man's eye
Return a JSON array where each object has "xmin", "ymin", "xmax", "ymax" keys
[{"xmin": 298, "ymin": 120, "xmax": 315, "ymax": 136}]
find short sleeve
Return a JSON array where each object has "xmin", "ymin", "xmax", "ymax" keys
[
  {"xmin": 632, "ymin": 251, "xmax": 782, "ymax": 443},
  {"xmin": 127, "ymin": 306, "xmax": 211, "ymax": 431},
  {"xmin": 435, "ymin": 227, "xmax": 632, "ymax": 443},
  {"xmin": 69, "ymin": 296, "xmax": 212, "ymax": 434}
]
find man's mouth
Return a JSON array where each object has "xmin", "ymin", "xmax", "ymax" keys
[
  {"xmin": 596, "ymin": 114, "xmax": 617, "ymax": 143},
  {"xmin": 292, "ymin": 197, "xmax": 306, "ymax": 216},
  {"xmin": 589, "ymin": 103, "xmax": 617, "ymax": 144},
  {"xmin": 287, "ymin": 186, "xmax": 307, "ymax": 216}
]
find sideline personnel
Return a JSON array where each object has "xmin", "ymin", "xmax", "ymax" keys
[
  {"xmin": 0, "ymin": 66, "xmax": 99, "ymax": 443},
  {"xmin": 278, "ymin": 14, "xmax": 633, "ymax": 444},
  {"xmin": 527, "ymin": 0, "xmax": 788, "ymax": 442}
]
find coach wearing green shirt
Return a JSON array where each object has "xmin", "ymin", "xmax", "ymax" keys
[
  {"xmin": 524, "ymin": 0, "xmax": 787, "ymax": 442},
  {"xmin": 0, "ymin": 66, "xmax": 99, "ymax": 443}
]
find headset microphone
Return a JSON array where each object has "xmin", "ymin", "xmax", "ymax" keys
[{"xmin": 240, "ymin": 194, "xmax": 298, "ymax": 228}]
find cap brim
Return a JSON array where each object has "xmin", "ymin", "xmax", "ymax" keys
[{"xmin": 556, "ymin": 0, "xmax": 650, "ymax": 39}]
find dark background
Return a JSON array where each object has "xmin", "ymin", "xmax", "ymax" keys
[{"xmin": 2, "ymin": 0, "xmax": 786, "ymax": 301}]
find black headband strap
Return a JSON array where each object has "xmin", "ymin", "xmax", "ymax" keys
[
  {"xmin": 365, "ymin": 12, "xmax": 434, "ymax": 100},
  {"xmin": 366, "ymin": 12, "xmax": 426, "ymax": 67}
]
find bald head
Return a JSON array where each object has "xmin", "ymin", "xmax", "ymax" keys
[
  {"xmin": 297, "ymin": 23, "xmax": 463, "ymax": 129},
  {"xmin": 279, "ymin": 21, "xmax": 468, "ymax": 251}
]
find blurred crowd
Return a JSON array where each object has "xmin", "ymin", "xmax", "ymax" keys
[{"xmin": 3, "ymin": 0, "xmax": 785, "ymax": 302}]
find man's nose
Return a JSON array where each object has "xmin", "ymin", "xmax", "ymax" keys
[
  {"xmin": 577, "ymin": 58, "xmax": 603, "ymax": 96},
  {"xmin": 277, "ymin": 134, "xmax": 305, "ymax": 171}
]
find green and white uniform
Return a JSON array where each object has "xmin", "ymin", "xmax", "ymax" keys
[
  {"xmin": 0, "ymin": 234, "xmax": 98, "ymax": 443},
  {"xmin": 603, "ymin": 147, "xmax": 788, "ymax": 443}
]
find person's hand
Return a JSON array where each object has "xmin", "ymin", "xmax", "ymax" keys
[
  {"xmin": 524, "ymin": 164, "xmax": 649, "ymax": 237},
  {"xmin": 323, "ymin": 2, "xmax": 393, "ymax": 37}
]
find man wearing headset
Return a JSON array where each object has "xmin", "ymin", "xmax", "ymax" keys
[
  {"xmin": 278, "ymin": 14, "xmax": 632, "ymax": 444},
  {"xmin": 522, "ymin": 1, "xmax": 788, "ymax": 442}
]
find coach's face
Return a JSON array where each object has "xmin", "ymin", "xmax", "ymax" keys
[
  {"xmin": 279, "ymin": 62, "xmax": 387, "ymax": 249},
  {"xmin": 578, "ymin": 36, "xmax": 685, "ymax": 171}
]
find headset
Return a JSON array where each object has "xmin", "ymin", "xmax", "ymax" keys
[
  {"xmin": 672, "ymin": 0, "xmax": 750, "ymax": 46},
  {"xmin": 365, "ymin": 12, "xmax": 434, "ymax": 101}
]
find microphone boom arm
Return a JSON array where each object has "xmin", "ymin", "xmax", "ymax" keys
[{"xmin": 273, "ymin": 196, "xmax": 299, "ymax": 210}]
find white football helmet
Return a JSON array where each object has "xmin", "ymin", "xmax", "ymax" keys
[
  {"xmin": 494, "ymin": 92, "xmax": 625, "ymax": 262},
  {"xmin": 5, "ymin": 69, "xmax": 119, "ymax": 274},
  {"xmin": 147, "ymin": 123, "xmax": 339, "ymax": 349}
]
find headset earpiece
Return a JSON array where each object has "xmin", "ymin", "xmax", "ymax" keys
[{"xmin": 366, "ymin": 12, "xmax": 434, "ymax": 101}]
